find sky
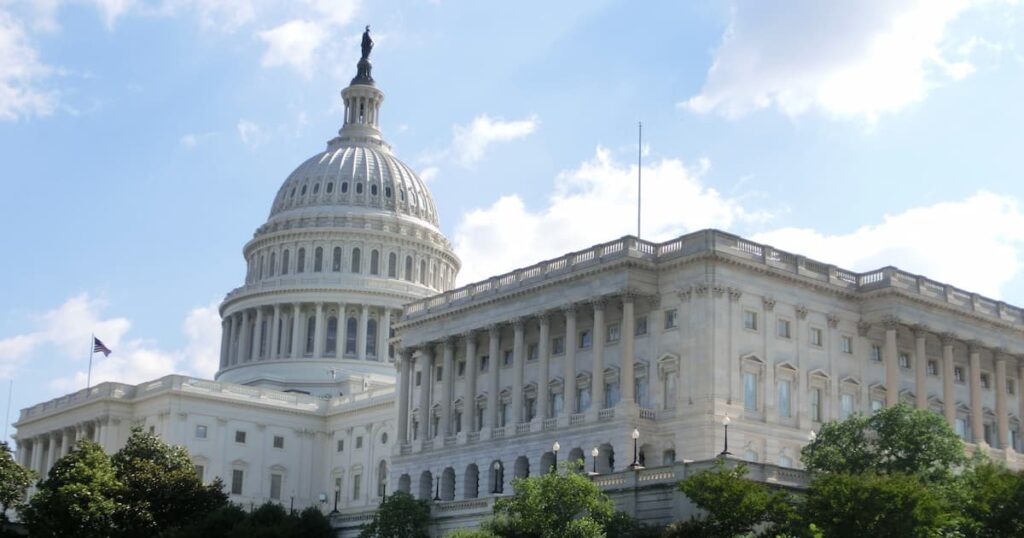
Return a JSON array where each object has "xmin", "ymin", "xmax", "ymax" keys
[{"xmin": 1, "ymin": 0, "xmax": 1023, "ymax": 437}]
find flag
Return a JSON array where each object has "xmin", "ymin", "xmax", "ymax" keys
[{"xmin": 93, "ymin": 337, "xmax": 112, "ymax": 357}]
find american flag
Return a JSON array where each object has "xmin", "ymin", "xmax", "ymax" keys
[{"xmin": 93, "ymin": 337, "xmax": 112, "ymax": 357}]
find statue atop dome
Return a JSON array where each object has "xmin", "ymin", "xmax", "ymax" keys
[{"xmin": 352, "ymin": 25, "xmax": 375, "ymax": 85}]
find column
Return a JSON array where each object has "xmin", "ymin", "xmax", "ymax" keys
[
  {"xmin": 30, "ymin": 437, "xmax": 42, "ymax": 476},
  {"xmin": 913, "ymin": 326, "xmax": 928, "ymax": 409},
  {"xmin": 378, "ymin": 308, "xmax": 391, "ymax": 360},
  {"xmin": 338, "ymin": 302, "xmax": 347, "ymax": 355},
  {"xmin": 441, "ymin": 338, "xmax": 455, "ymax": 437},
  {"xmin": 592, "ymin": 300, "xmax": 607, "ymax": 412},
  {"xmin": 269, "ymin": 305, "xmax": 281, "ymax": 360},
  {"xmin": 511, "ymin": 319, "xmax": 525, "ymax": 425},
  {"xmin": 417, "ymin": 346, "xmax": 434, "ymax": 440},
  {"xmin": 537, "ymin": 314, "xmax": 550, "ymax": 420},
  {"xmin": 313, "ymin": 302, "xmax": 325, "ymax": 359},
  {"xmin": 463, "ymin": 332, "xmax": 478, "ymax": 433},
  {"xmin": 229, "ymin": 313, "xmax": 241, "ymax": 365},
  {"xmin": 290, "ymin": 303, "xmax": 302, "ymax": 358},
  {"xmin": 48, "ymin": 433, "xmax": 60, "ymax": 471},
  {"xmin": 487, "ymin": 326, "xmax": 500, "ymax": 428},
  {"xmin": 563, "ymin": 306, "xmax": 578, "ymax": 416},
  {"xmin": 969, "ymin": 341, "xmax": 984, "ymax": 444},
  {"xmin": 252, "ymin": 308, "xmax": 264, "ymax": 361},
  {"xmin": 357, "ymin": 305, "xmax": 369, "ymax": 361},
  {"xmin": 61, "ymin": 429, "xmax": 72, "ymax": 456},
  {"xmin": 621, "ymin": 293, "xmax": 636, "ymax": 406},
  {"xmin": 239, "ymin": 310, "xmax": 251, "ymax": 364},
  {"xmin": 942, "ymin": 334, "xmax": 956, "ymax": 427},
  {"xmin": 883, "ymin": 316, "xmax": 899, "ymax": 407},
  {"xmin": 995, "ymin": 353, "xmax": 1009, "ymax": 449},
  {"xmin": 219, "ymin": 319, "xmax": 230, "ymax": 368},
  {"xmin": 397, "ymin": 349, "xmax": 411, "ymax": 443}
]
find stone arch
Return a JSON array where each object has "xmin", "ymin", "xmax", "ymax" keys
[
  {"xmin": 398, "ymin": 473, "xmax": 411, "ymax": 494},
  {"xmin": 567, "ymin": 447, "xmax": 585, "ymax": 470},
  {"xmin": 440, "ymin": 467, "xmax": 455, "ymax": 501},
  {"xmin": 514, "ymin": 455, "xmax": 529, "ymax": 480},
  {"xmin": 418, "ymin": 470, "xmax": 433, "ymax": 500},
  {"xmin": 639, "ymin": 443, "xmax": 654, "ymax": 467},
  {"xmin": 597, "ymin": 443, "xmax": 614, "ymax": 474},
  {"xmin": 489, "ymin": 460, "xmax": 504, "ymax": 494},
  {"xmin": 539, "ymin": 451, "xmax": 556, "ymax": 474},
  {"xmin": 464, "ymin": 463, "xmax": 479, "ymax": 499}
]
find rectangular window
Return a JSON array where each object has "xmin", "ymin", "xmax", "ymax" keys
[
  {"xmin": 194, "ymin": 465, "xmax": 205, "ymax": 481},
  {"xmin": 578, "ymin": 330, "xmax": 592, "ymax": 349},
  {"xmin": 810, "ymin": 328, "xmax": 822, "ymax": 346},
  {"xmin": 981, "ymin": 373, "xmax": 991, "ymax": 389},
  {"xmin": 1009, "ymin": 379, "xmax": 1016, "ymax": 395},
  {"xmin": 778, "ymin": 380, "xmax": 791, "ymax": 418},
  {"xmin": 235, "ymin": 430, "xmax": 246, "ymax": 444},
  {"xmin": 777, "ymin": 319, "xmax": 791, "ymax": 339},
  {"xmin": 604, "ymin": 381, "xmax": 619, "ymax": 408},
  {"xmin": 550, "ymin": 392, "xmax": 563, "ymax": 418},
  {"xmin": 743, "ymin": 311, "xmax": 758, "ymax": 331},
  {"xmin": 664, "ymin": 309, "xmax": 678, "ymax": 329},
  {"xmin": 436, "ymin": 366, "xmax": 443, "ymax": 382},
  {"xmin": 527, "ymin": 343, "xmax": 539, "ymax": 361},
  {"xmin": 457, "ymin": 360, "xmax": 466, "ymax": 377},
  {"xmin": 984, "ymin": 424, "xmax": 994, "ymax": 445},
  {"xmin": 270, "ymin": 474, "xmax": 282, "ymax": 500},
  {"xmin": 663, "ymin": 375, "xmax": 677, "ymax": 410},
  {"xmin": 476, "ymin": 406, "xmax": 485, "ymax": 430},
  {"xmin": 195, "ymin": 425, "xmax": 207, "ymax": 439},
  {"xmin": 551, "ymin": 337, "xmax": 565, "ymax": 355},
  {"xmin": 503, "ymin": 349, "xmax": 513, "ymax": 366},
  {"xmin": 273, "ymin": 435, "xmax": 284, "ymax": 449},
  {"xmin": 955, "ymin": 418, "xmax": 967, "ymax": 439},
  {"xmin": 352, "ymin": 474, "xmax": 362, "ymax": 500},
  {"xmin": 810, "ymin": 388, "xmax": 822, "ymax": 422},
  {"xmin": 356, "ymin": 436, "xmax": 363, "ymax": 449},
  {"xmin": 840, "ymin": 335, "xmax": 853, "ymax": 354},
  {"xmin": 743, "ymin": 372, "xmax": 758, "ymax": 411},
  {"xmin": 635, "ymin": 316, "xmax": 648, "ymax": 336},
  {"xmin": 231, "ymin": 469, "xmax": 244, "ymax": 495},
  {"xmin": 606, "ymin": 323, "xmax": 620, "ymax": 343},
  {"xmin": 955, "ymin": 366, "xmax": 965, "ymax": 383},
  {"xmin": 480, "ymin": 355, "xmax": 490, "ymax": 372},
  {"xmin": 576, "ymin": 387, "xmax": 591, "ymax": 413},
  {"xmin": 415, "ymin": 371, "xmax": 421, "ymax": 386},
  {"xmin": 525, "ymin": 397, "xmax": 537, "ymax": 421},
  {"xmin": 336, "ymin": 439, "xmax": 344, "ymax": 452},
  {"xmin": 871, "ymin": 344, "xmax": 882, "ymax": 362},
  {"xmin": 927, "ymin": 360, "xmax": 938, "ymax": 376},
  {"xmin": 840, "ymin": 393, "xmax": 854, "ymax": 419},
  {"xmin": 871, "ymin": 399, "xmax": 883, "ymax": 413},
  {"xmin": 499, "ymin": 402, "xmax": 509, "ymax": 426},
  {"xmin": 899, "ymin": 352, "xmax": 911, "ymax": 369}
]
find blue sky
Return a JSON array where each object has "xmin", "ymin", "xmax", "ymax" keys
[{"xmin": 1, "ymin": 0, "xmax": 1023, "ymax": 434}]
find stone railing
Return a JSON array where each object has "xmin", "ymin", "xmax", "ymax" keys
[
  {"xmin": 598, "ymin": 408, "xmax": 616, "ymax": 421},
  {"xmin": 19, "ymin": 381, "xmax": 138, "ymax": 421},
  {"xmin": 401, "ymin": 229, "xmax": 1024, "ymax": 327}
]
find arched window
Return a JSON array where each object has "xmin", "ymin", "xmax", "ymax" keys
[
  {"xmin": 345, "ymin": 317, "xmax": 358, "ymax": 355},
  {"xmin": 441, "ymin": 467, "xmax": 455, "ymax": 501},
  {"xmin": 366, "ymin": 318, "xmax": 377, "ymax": 358},
  {"xmin": 385, "ymin": 186, "xmax": 392, "ymax": 198},
  {"xmin": 377, "ymin": 460, "xmax": 388, "ymax": 497},
  {"xmin": 356, "ymin": 183, "xmax": 364, "ymax": 194},
  {"xmin": 388, "ymin": 253, "xmax": 397, "ymax": 278},
  {"xmin": 305, "ymin": 316, "xmax": 316, "ymax": 355},
  {"xmin": 297, "ymin": 248, "xmax": 306, "ymax": 273},
  {"xmin": 314, "ymin": 247, "xmax": 323, "ymax": 272},
  {"xmin": 332, "ymin": 247, "xmax": 342, "ymax": 272},
  {"xmin": 268, "ymin": 252, "xmax": 276, "ymax": 277},
  {"xmin": 370, "ymin": 250, "xmax": 380, "ymax": 275},
  {"xmin": 419, "ymin": 260, "xmax": 427, "ymax": 285},
  {"xmin": 326, "ymin": 182, "xmax": 334, "ymax": 194},
  {"xmin": 464, "ymin": 464, "xmax": 479, "ymax": 499},
  {"xmin": 404, "ymin": 256, "xmax": 413, "ymax": 281},
  {"xmin": 351, "ymin": 248, "xmax": 361, "ymax": 273},
  {"xmin": 371, "ymin": 184, "xmax": 378, "ymax": 196},
  {"xmin": 313, "ymin": 183, "xmax": 320, "ymax": 194},
  {"xmin": 281, "ymin": 250, "xmax": 290, "ymax": 275},
  {"xmin": 341, "ymin": 182, "xmax": 349, "ymax": 193},
  {"xmin": 325, "ymin": 317, "xmax": 338, "ymax": 355}
]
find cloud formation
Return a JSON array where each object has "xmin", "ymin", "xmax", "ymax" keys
[
  {"xmin": 258, "ymin": 19, "xmax": 327, "ymax": 77},
  {"xmin": 451, "ymin": 114, "xmax": 538, "ymax": 167},
  {"xmin": 682, "ymin": 0, "xmax": 1001, "ymax": 122},
  {"xmin": 237, "ymin": 119, "xmax": 267, "ymax": 148},
  {"xmin": 0, "ymin": 10, "xmax": 57, "ymax": 121}
]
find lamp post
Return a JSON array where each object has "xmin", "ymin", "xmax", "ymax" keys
[
  {"xmin": 808, "ymin": 430, "xmax": 817, "ymax": 443},
  {"xmin": 433, "ymin": 478, "xmax": 440, "ymax": 502},
  {"xmin": 629, "ymin": 428, "xmax": 644, "ymax": 470},
  {"xmin": 552, "ymin": 441, "xmax": 560, "ymax": 474},
  {"xmin": 590, "ymin": 447, "xmax": 600, "ymax": 475},
  {"xmin": 492, "ymin": 461, "xmax": 502, "ymax": 494},
  {"xmin": 318, "ymin": 492, "xmax": 327, "ymax": 514},
  {"xmin": 330, "ymin": 488, "xmax": 340, "ymax": 515},
  {"xmin": 719, "ymin": 415, "xmax": 732, "ymax": 457}
]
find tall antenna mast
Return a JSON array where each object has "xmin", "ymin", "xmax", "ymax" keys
[{"xmin": 637, "ymin": 121, "xmax": 642, "ymax": 239}]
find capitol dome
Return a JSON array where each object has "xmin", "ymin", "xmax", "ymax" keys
[{"xmin": 215, "ymin": 44, "xmax": 459, "ymax": 396}]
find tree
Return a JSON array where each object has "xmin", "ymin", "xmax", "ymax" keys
[
  {"xmin": 0, "ymin": 441, "xmax": 34, "ymax": 520},
  {"xmin": 111, "ymin": 427, "xmax": 228, "ymax": 537},
  {"xmin": 955, "ymin": 459, "xmax": 1024, "ymax": 537},
  {"xmin": 673, "ymin": 460, "xmax": 794, "ymax": 538},
  {"xmin": 21, "ymin": 440, "xmax": 124, "ymax": 538},
  {"xmin": 801, "ymin": 404, "xmax": 965, "ymax": 481},
  {"xmin": 359, "ymin": 491, "xmax": 432, "ymax": 538}
]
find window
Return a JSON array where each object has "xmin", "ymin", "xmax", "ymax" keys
[
  {"xmin": 341, "ymin": 181, "xmax": 349, "ymax": 193},
  {"xmin": 606, "ymin": 323, "xmax": 620, "ymax": 343},
  {"xmin": 415, "ymin": 371, "xmax": 422, "ymax": 386},
  {"xmin": 635, "ymin": 375, "xmax": 649, "ymax": 408},
  {"xmin": 313, "ymin": 183, "xmax": 320, "ymax": 194},
  {"xmin": 743, "ymin": 372, "xmax": 758, "ymax": 411},
  {"xmin": 578, "ymin": 330, "xmax": 592, "ymax": 349},
  {"xmin": 476, "ymin": 405, "xmax": 485, "ymax": 431},
  {"xmin": 899, "ymin": 352, "xmax": 911, "ymax": 369},
  {"xmin": 779, "ymin": 455, "xmax": 793, "ymax": 468},
  {"xmin": 457, "ymin": 360, "xmax": 466, "ymax": 377},
  {"xmin": 231, "ymin": 469, "xmax": 244, "ymax": 495},
  {"xmin": 306, "ymin": 316, "xmax": 316, "ymax": 354},
  {"xmin": 550, "ymin": 391, "xmax": 564, "ymax": 417},
  {"xmin": 332, "ymin": 247, "xmax": 342, "ymax": 271},
  {"xmin": 268, "ymin": 252, "xmax": 275, "ymax": 277},
  {"xmin": 778, "ymin": 380, "xmax": 791, "ymax": 418},
  {"xmin": 337, "ymin": 439, "xmax": 344, "ymax": 452},
  {"xmin": 664, "ymin": 309, "xmax": 678, "ymax": 329},
  {"xmin": 297, "ymin": 248, "xmax": 306, "ymax": 272},
  {"xmin": 604, "ymin": 381, "xmax": 619, "ymax": 408},
  {"xmin": 436, "ymin": 366, "xmax": 443, "ymax": 382},
  {"xmin": 195, "ymin": 425, "xmax": 207, "ymax": 439},
  {"xmin": 576, "ymin": 386, "xmax": 590, "ymax": 413},
  {"xmin": 273, "ymin": 435, "xmax": 284, "ymax": 449},
  {"xmin": 499, "ymin": 402, "xmax": 509, "ymax": 427},
  {"xmin": 955, "ymin": 418, "xmax": 967, "ymax": 439},
  {"xmin": 404, "ymin": 256, "xmax": 413, "ymax": 281},
  {"xmin": 351, "ymin": 248, "xmax": 361, "ymax": 273},
  {"xmin": 281, "ymin": 250, "xmax": 290, "ymax": 275},
  {"xmin": 954, "ymin": 366, "xmax": 965, "ymax": 383},
  {"xmin": 984, "ymin": 423, "xmax": 994, "ymax": 445},
  {"xmin": 635, "ymin": 316, "xmax": 648, "ymax": 336},
  {"xmin": 527, "ymin": 343, "xmax": 539, "ymax": 361},
  {"xmin": 356, "ymin": 182, "xmax": 364, "ymax": 194},
  {"xmin": 551, "ymin": 336, "xmax": 565, "ymax": 355},
  {"xmin": 663, "ymin": 373, "xmax": 677, "ymax": 410},
  {"xmin": 480, "ymin": 355, "xmax": 489, "ymax": 372},
  {"xmin": 810, "ymin": 328, "xmax": 822, "ymax": 346},
  {"xmin": 314, "ymin": 247, "xmax": 323, "ymax": 272},
  {"xmin": 743, "ymin": 311, "xmax": 758, "ymax": 331},
  {"xmin": 345, "ymin": 317, "xmax": 357, "ymax": 354},
  {"xmin": 370, "ymin": 250, "xmax": 380, "ymax": 275},
  {"xmin": 270, "ymin": 473, "xmax": 282, "ymax": 500},
  {"xmin": 927, "ymin": 360, "xmax": 938, "ymax": 376},
  {"xmin": 325, "ymin": 317, "xmax": 338, "ymax": 355},
  {"xmin": 840, "ymin": 335, "xmax": 853, "ymax": 354},
  {"xmin": 366, "ymin": 318, "xmax": 377, "ymax": 357},
  {"xmin": 810, "ymin": 388, "xmax": 822, "ymax": 422},
  {"xmin": 356, "ymin": 436, "xmax": 363, "ymax": 449},
  {"xmin": 840, "ymin": 393, "xmax": 854, "ymax": 419},
  {"xmin": 777, "ymin": 319, "xmax": 791, "ymax": 338},
  {"xmin": 194, "ymin": 464, "xmax": 205, "ymax": 481},
  {"xmin": 981, "ymin": 373, "xmax": 991, "ymax": 389},
  {"xmin": 327, "ymin": 182, "xmax": 334, "ymax": 193},
  {"xmin": 1009, "ymin": 379, "xmax": 1016, "ymax": 395},
  {"xmin": 420, "ymin": 260, "xmax": 427, "ymax": 284},
  {"xmin": 453, "ymin": 410, "xmax": 462, "ymax": 433},
  {"xmin": 524, "ymin": 396, "xmax": 537, "ymax": 421},
  {"xmin": 352, "ymin": 474, "xmax": 362, "ymax": 500},
  {"xmin": 388, "ymin": 253, "xmax": 397, "ymax": 277},
  {"xmin": 871, "ymin": 344, "xmax": 882, "ymax": 362},
  {"xmin": 235, "ymin": 430, "xmax": 247, "ymax": 444},
  {"xmin": 381, "ymin": 432, "xmax": 388, "ymax": 444},
  {"xmin": 871, "ymin": 399, "xmax": 883, "ymax": 413}
]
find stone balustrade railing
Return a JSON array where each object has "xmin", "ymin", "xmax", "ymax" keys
[
  {"xmin": 223, "ymin": 273, "xmax": 430, "ymax": 303},
  {"xmin": 401, "ymin": 229, "xmax": 1024, "ymax": 327}
]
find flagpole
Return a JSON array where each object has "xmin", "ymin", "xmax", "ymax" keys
[
  {"xmin": 637, "ymin": 121, "xmax": 642, "ymax": 239},
  {"xmin": 87, "ymin": 333, "xmax": 94, "ymax": 390},
  {"xmin": 3, "ymin": 379, "xmax": 12, "ymax": 440}
]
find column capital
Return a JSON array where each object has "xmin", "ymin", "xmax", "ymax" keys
[
  {"xmin": 486, "ymin": 324, "xmax": 501, "ymax": 337},
  {"xmin": 993, "ymin": 349, "xmax": 1008, "ymax": 363},
  {"xmin": 592, "ymin": 297, "xmax": 608, "ymax": 311},
  {"xmin": 762, "ymin": 296, "xmax": 776, "ymax": 312},
  {"xmin": 315, "ymin": 301, "xmax": 324, "ymax": 308},
  {"xmin": 881, "ymin": 315, "xmax": 900, "ymax": 330},
  {"xmin": 537, "ymin": 311, "xmax": 553, "ymax": 326},
  {"xmin": 967, "ymin": 340, "xmax": 983, "ymax": 354},
  {"xmin": 857, "ymin": 320, "xmax": 871, "ymax": 337},
  {"xmin": 512, "ymin": 317, "xmax": 527, "ymax": 330},
  {"xmin": 444, "ymin": 336, "xmax": 458, "ymax": 349},
  {"xmin": 561, "ymin": 303, "xmax": 578, "ymax": 316},
  {"xmin": 621, "ymin": 288, "xmax": 639, "ymax": 303},
  {"xmin": 461, "ymin": 329, "xmax": 479, "ymax": 341},
  {"xmin": 795, "ymin": 304, "xmax": 808, "ymax": 320},
  {"xmin": 911, "ymin": 324, "xmax": 930, "ymax": 339},
  {"xmin": 727, "ymin": 287, "xmax": 743, "ymax": 302},
  {"xmin": 826, "ymin": 313, "xmax": 840, "ymax": 329},
  {"xmin": 940, "ymin": 332, "xmax": 958, "ymax": 347}
]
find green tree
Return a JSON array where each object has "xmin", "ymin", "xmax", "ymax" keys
[
  {"xmin": 801, "ymin": 404, "xmax": 965, "ymax": 481},
  {"xmin": 443, "ymin": 530, "xmax": 500, "ymax": 538},
  {"xmin": 955, "ymin": 460, "xmax": 1024, "ymax": 537},
  {"xmin": 112, "ymin": 427, "xmax": 229, "ymax": 537},
  {"xmin": 673, "ymin": 460, "xmax": 794, "ymax": 538},
  {"xmin": 0, "ymin": 441, "xmax": 34, "ymax": 520},
  {"xmin": 21, "ymin": 440, "xmax": 124, "ymax": 538},
  {"xmin": 359, "ymin": 491, "xmax": 432, "ymax": 538}
]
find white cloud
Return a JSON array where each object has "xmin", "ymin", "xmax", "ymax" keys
[
  {"xmin": 419, "ymin": 166, "xmax": 439, "ymax": 183},
  {"xmin": 236, "ymin": 119, "xmax": 267, "ymax": 148},
  {"xmin": 451, "ymin": 114, "xmax": 538, "ymax": 167},
  {"xmin": 683, "ymin": 0, "xmax": 1003, "ymax": 122},
  {"xmin": 91, "ymin": 0, "xmax": 136, "ymax": 28},
  {"xmin": 258, "ymin": 19, "xmax": 327, "ymax": 77},
  {"xmin": 752, "ymin": 192, "xmax": 1024, "ymax": 298},
  {"xmin": 181, "ymin": 303, "xmax": 222, "ymax": 378},
  {"xmin": 453, "ymin": 146, "xmax": 767, "ymax": 283},
  {"xmin": 0, "ymin": 11, "xmax": 57, "ymax": 121}
]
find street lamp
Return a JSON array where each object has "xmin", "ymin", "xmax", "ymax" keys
[
  {"xmin": 629, "ymin": 428, "xmax": 645, "ymax": 470},
  {"xmin": 433, "ymin": 478, "xmax": 441, "ymax": 502},
  {"xmin": 330, "ymin": 488, "xmax": 340, "ymax": 515},
  {"xmin": 719, "ymin": 415, "xmax": 732, "ymax": 457},
  {"xmin": 492, "ymin": 461, "xmax": 502, "ymax": 494},
  {"xmin": 590, "ymin": 447, "xmax": 600, "ymax": 475},
  {"xmin": 552, "ymin": 441, "xmax": 560, "ymax": 474},
  {"xmin": 318, "ymin": 492, "xmax": 327, "ymax": 514},
  {"xmin": 808, "ymin": 430, "xmax": 817, "ymax": 442}
]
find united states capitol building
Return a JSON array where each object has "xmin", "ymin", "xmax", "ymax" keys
[{"xmin": 12, "ymin": 42, "xmax": 1024, "ymax": 535}]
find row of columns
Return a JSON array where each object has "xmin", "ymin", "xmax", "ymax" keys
[
  {"xmin": 219, "ymin": 303, "xmax": 393, "ymax": 368},
  {"xmin": 19, "ymin": 418, "xmax": 110, "ymax": 479},
  {"xmin": 882, "ymin": 316, "xmax": 1023, "ymax": 449},
  {"xmin": 395, "ymin": 292, "xmax": 641, "ymax": 444}
]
